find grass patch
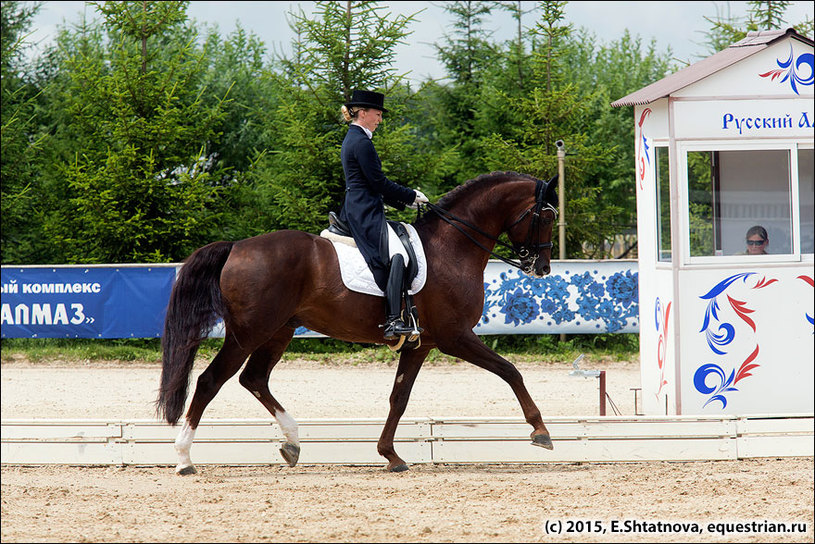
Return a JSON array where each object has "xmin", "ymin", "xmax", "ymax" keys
[
  {"xmin": 1, "ymin": 338, "xmax": 164, "ymax": 363},
  {"xmin": 2, "ymin": 334, "xmax": 639, "ymax": 365}
]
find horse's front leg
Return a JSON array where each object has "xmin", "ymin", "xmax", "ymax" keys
[
  {"xmin": 377, "ymin": 345, "xmax": 431, "ymax": 472},
  {"xmin": 437, "ymin": 331, "xmax": 553, "ymax": 449}
]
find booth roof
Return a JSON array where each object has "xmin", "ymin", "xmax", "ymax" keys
[{"xmin": 611, "ymin": 28, "xmax": 814, "ymax": 107}]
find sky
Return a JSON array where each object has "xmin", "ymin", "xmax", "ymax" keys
[{"xmin": 23, "ymin": 1, "xmax": 815, "ymax": 84}]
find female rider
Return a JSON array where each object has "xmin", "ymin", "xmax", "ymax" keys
[{"xmin": 338, "ymin": 90, "xmax": 428, "ymax": 339}]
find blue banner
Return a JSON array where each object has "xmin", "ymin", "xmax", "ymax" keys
[{"xmin": 1, "ymin": 266, "xmax": 176, "ymax": 338}]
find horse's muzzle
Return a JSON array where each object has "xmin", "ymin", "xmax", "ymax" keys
[
  {"xmin": 528, "ymin": 266, "xmax": 550, "ymax": 278},
  {"xmin": 523, "ymin": 259, "xmax": 550, "ymax": 278}
]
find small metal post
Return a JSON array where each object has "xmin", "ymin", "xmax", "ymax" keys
[
  {"xmin": 556, "ymin": 142, "xmax": 566, "ymax": 260},
  {"xmin": 556, "ymin": 141, "xmax": 566, "ymax": 343},
  {"xmin": 599, "ymin": 370, "xmax": 606, "ymax": 416},
  {"xmin": 631, "ymin": 387, "xmax": 643, "ymax": 416}
]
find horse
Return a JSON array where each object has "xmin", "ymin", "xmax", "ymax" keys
[{"xmin": 157, "ymin": 170, "xmax": 559, "ymax": 474}]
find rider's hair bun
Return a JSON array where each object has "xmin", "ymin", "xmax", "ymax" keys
[{"xmin": 340, "ymin": 104, "xmax": 357, "ymax": 123}]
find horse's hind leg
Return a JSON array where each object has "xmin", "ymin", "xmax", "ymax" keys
[
  {"xmin": 377, "ymin": 345, "xmax": 431, "ymax": 472},
  {"xmin": 437, "ymin": 331, "xmax": 553, "ymax": 449},
  {"xmin": 174, "ymin": 333, "xmax": 250, "ymax": 475},
  {"xmin": 238, "ymin": 327, "xmax": 300, "ymax": 467}
]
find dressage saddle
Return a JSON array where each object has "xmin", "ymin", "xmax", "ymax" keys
[
  {"xmin": 328, "ymin": 212, "xmax": 352, "ymax": 237},
  {"xmin": 327, "ymin": 212, "xmax": 419, "ymax": 287},
  {"xmin": 326, "ymin": 212, "xmax": 422, "ymax": 352}
]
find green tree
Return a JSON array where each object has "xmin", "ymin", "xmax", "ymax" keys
[
  {"xmin": 42, "ymin": 1, "xmax": 231, "ymax": 263},
  {"xmin": 702, "ymin": 0, "xmax": 814, "ymax": 55},
  {"xmin": 244, "ymin": 0, "xmax": 448, "ymax": 234},
  {"xmin": 467, "ymin": 1, "xmax": 537, "ymax": 166},
  {"xmin": 1, "ymin": 1, "xmax": 47, "ymax": 262},
  {"xmin": 435, "ymin": 0, "xmax": 497, "ymax": 85},
  {"xmin": 562, "ymin": 28, "xmax": 676, "ymax": 256},
  {"xmin": 465, "ymin": 1, "xmax": 620, "ymax": 258},
  {"xmin": 496, "ymin": 0, "xmax": 537, "ymax": 90},
  {"xmin": 196, "ymin": 23, "xmax": 270, "ymax": 177},
  {"xmin": 425, "ymin": 1, "xmax": 502, "ymax": 186}
]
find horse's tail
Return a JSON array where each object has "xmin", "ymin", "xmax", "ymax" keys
[{"xmin": 156, "ymin": 241, "xmax": 234, "ymax": 425}]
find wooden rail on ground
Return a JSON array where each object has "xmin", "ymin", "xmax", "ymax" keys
[{"xmin": 2, "ymin": 414, "xmax": 812, "ymax": 466}]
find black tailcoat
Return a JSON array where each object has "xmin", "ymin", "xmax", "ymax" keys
[{"xmin": 339, "ymin": 124, "xmax": 416, "ymax": 290}]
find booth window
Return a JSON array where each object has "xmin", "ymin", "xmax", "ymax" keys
[
  {"xmin": 687, "ymin": 149, "xmax": 795, "ymax": 257},
  {"xmin": 656, "ymin": 146, "xmax": 671, "ymax": 262},
  {"xmin": 799, "ymin": 147, "xmax": 814, "ymax": 254}
]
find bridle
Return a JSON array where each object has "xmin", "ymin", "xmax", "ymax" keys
[{"xmin": 422, "ymin": 177, "xmax": 558, "ymax": 274}]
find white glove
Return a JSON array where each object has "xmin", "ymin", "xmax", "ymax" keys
[{"xmin": 408, "ymin": 189, "xmax": 429, "ymax": 209}]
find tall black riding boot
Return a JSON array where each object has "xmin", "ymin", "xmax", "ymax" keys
[{"xmin": 382, "ymin": 254, "xmax": 413, "ymax": 339}]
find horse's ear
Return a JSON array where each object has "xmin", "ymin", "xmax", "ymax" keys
[{"xmin": 545, "ymin": 175, "xmax": 558, "ymax": 204}]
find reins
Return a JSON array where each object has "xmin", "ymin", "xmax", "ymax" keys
[{"xmin": 419, "ymin": 177, "xmax": 558, "ymax": 272}]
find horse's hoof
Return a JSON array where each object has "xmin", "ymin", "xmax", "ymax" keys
[
  {"xmin": 388, "ymin": 463, "xmax": 409, "ymax": 473},
  {"xmin": 280, "ymin": 442, "xmax": 300, "ymax": 467},
  {"xmin": 176, "ymin": 464, "xmax": 197, "ymax": 475},
  {"xmin": 531, "ymin": 433, "xmax": 554, "ymax": 450}
]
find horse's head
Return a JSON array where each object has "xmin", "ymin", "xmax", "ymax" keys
[
  {"xmin": 505, "ymin": 175, "xmax": 558, "ymax": 277},
  {"xmin": 421, "ymin": 171, "xmax": 559, "ymax": 277}
]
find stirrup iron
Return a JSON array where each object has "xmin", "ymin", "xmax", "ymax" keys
[{"xmin": 382, "ymin": 317, "xmax": 413, "ymax": 340}]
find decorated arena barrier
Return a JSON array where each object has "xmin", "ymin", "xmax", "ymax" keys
[
  {"xmin": 256, "ymin": 260, "xmax": 640, "ymax": 338},
  {"xmin": 476, "ymin": 260, "xmax": 639, "ymax": 335},
  {"xmin": 1, "ymin": 260, "xmax": 639, "ymax": 339}
]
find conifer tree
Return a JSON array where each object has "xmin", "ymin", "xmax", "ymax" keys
[
  {"xmin": 472, "ymin": 0, "xmax": 619, "ymax": 258},
  {"xmin": 1, "ymin": 1, "xmax": 45, "ymax": 262},
  {"xmin": 246, "ymin": 1, "xmax": 438, "ymax": 234},
  {"xmin": 702, "ymin": 0, "xmax": 813, "ymax": 56},
  {"xmin": 45, "ymin": 1, "xmax": 230, "ymax": 263}
]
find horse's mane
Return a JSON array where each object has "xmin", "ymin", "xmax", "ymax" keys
[{"xmin": 416, "ymin": 171, "xmax": 539, "ymax": 227}]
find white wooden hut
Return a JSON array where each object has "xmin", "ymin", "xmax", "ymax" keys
[{"xmin": 612, "ymin": 29, "xmax": 814, "ymax": 415}]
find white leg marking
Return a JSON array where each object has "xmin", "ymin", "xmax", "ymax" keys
[
  {"xmin": 174, "ymin": 421, "xmax": 196, "ymax": 471},
  {"xmin": 274, "ymin": 409, "xmax": 299, "ymax": 446},
  {"xmin": 396, "ymin": 374, "xmax": 404, "ymax": 384}
]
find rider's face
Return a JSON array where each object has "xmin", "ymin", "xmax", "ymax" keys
[{"xmin": 357, "ymin": 108, "xmax": 383, "ymax": 133}]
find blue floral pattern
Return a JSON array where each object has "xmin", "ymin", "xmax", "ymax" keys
[
  {"xmin": 478, "ymin": 266, "xmax": 639, "ymax": 333},
  {"xmin": 501, "ymin": 288, "xmax": 541, "ymax": 326}
]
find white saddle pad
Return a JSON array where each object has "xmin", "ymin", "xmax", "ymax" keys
[{"xmin": 320, "ymin": 223, "xmax": 427, "ymax": 297}]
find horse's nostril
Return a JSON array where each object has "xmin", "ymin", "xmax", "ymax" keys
[{"xmin": 542, "ymin": 266, "xmax": 551, "ymax": 275}]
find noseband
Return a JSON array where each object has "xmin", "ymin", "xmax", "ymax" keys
[{"xmin": 424, "ymin": 178, "xmax": 558, "ymax": 274}]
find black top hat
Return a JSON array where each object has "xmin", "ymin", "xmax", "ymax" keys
[{"xmin": 345, "ymin": 89, "xmax": 387, "ymax": 112}]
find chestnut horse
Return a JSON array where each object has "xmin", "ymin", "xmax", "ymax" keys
[{"xmin": 157, "ymin": 171, "xmax": 558, "ymax": 474}]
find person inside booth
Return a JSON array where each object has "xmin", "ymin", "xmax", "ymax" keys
[
  {"xmin": 684, "ymin": 148, "xmax": 811, "ymax": 258},
  {"xmin": 742, "ymin": 225, "xmax": 769, "ymax": 255}
]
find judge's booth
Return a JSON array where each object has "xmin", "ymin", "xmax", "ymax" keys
[{"xmin": 612, "ymin": 29, "xmax": 814, "ymax": 416}]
